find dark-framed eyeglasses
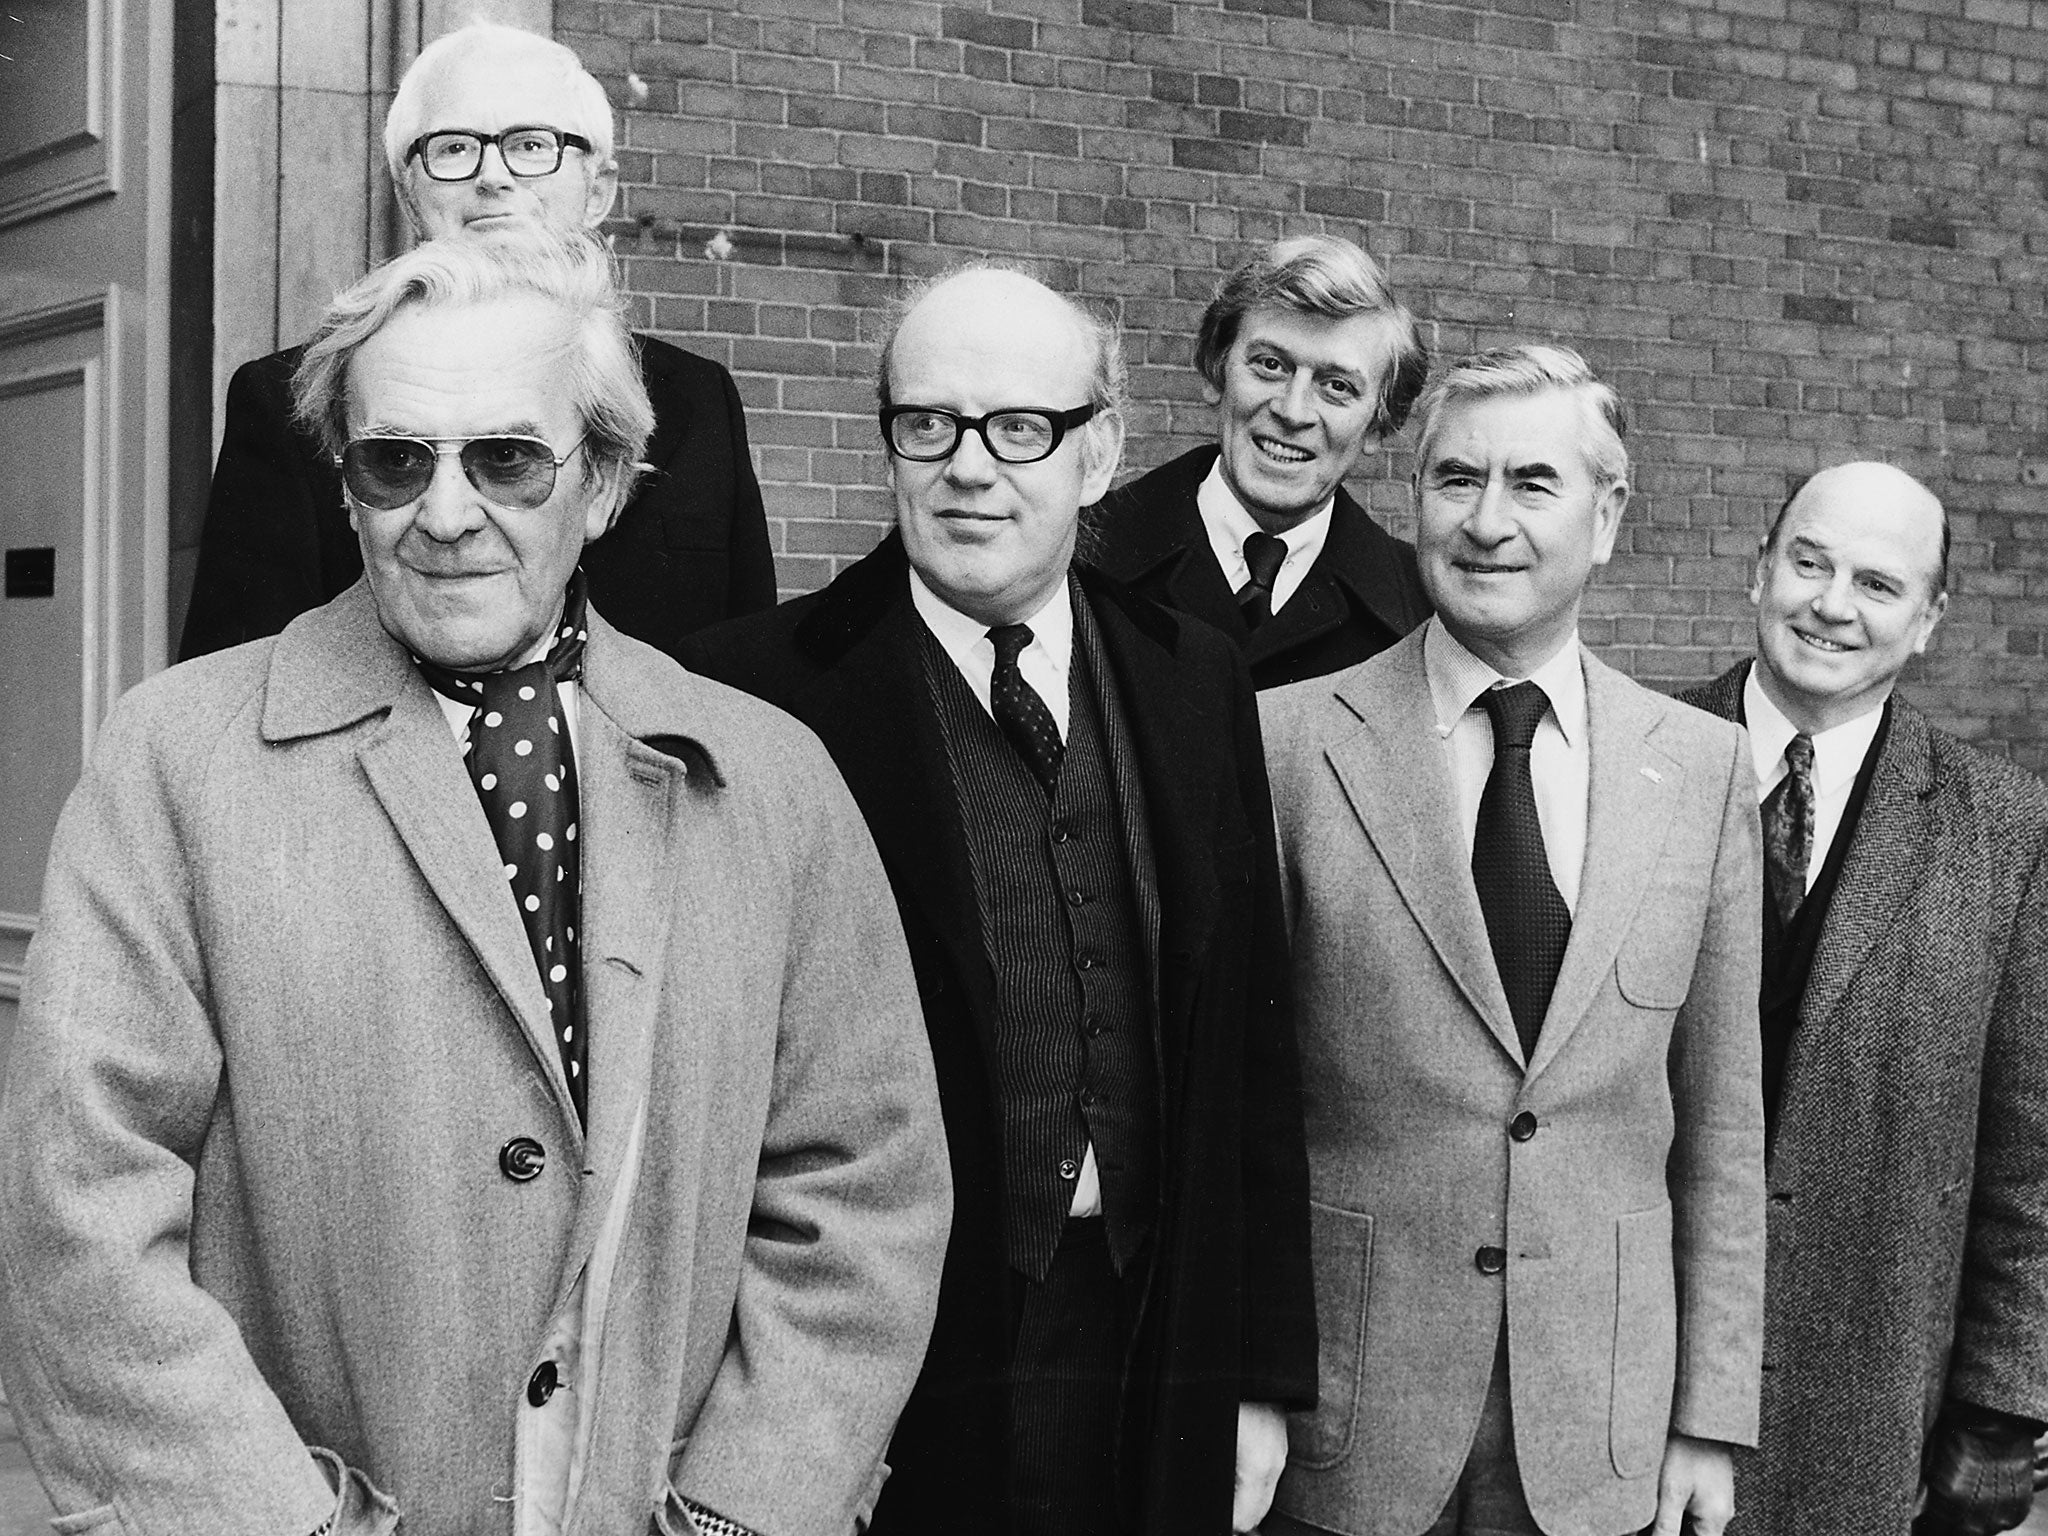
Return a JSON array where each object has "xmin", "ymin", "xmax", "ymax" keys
[
  {"xmin": 336, "ymin": 434, "xmax": 587, "ymax": 512},
  {"xmin": 404, "ymin": 126, "xmax": 594, "ymax": 182},
  {"xmin": 880, "ymin": 403, "xmax": 1099, "ymax": 465}
]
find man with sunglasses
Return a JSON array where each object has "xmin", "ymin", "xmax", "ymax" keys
[
  {"xmin": 0, "ymin": 230, "xmax": 950, "ymax": 1536},
  {"xmin": 178, "ymin": 20, "xmax": 774, "ymax": 666},
  {"xmin": 683, "ymin": 265, "xmax": 1315, "ymax": 1536}
]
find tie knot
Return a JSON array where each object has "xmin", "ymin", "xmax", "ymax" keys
[
  {"xmin": 1242, "ymin": 531, "xmax": 1288, "ymax": 593},
  {"xmin": 988, "ymin": 623, "xmax": 1034, "ymax": 667},
  {"xmin": 1784, "ymin": 732, "xmax": 1815, "ymax": 775},
  {"xmin": 1481, "ymin": 680, "xmax": 1551, "ymax": 751}
]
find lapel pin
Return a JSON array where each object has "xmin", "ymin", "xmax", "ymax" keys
[{"xmin": 1640, "ymin": 766, "xmax": 1663, "ymax": 783}]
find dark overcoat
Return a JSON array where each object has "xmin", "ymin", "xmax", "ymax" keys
[
  {"xmin": 681, "ymin": 534, "xmax": 1318, "ymax": 1536},
  {"xmin": 1681, "ymin": 662, "xmax": 2048, "ymax": 1534},
  {"xmin": 177, "ymin": 334, "xmax": 776, "ymax": 664},
  {"xmin": 1088, "ymin": 444, "xmax": 1432, "ymax": 690}
]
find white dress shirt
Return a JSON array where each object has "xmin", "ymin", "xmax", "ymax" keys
[
  {"xmin": 1196, "ymin": 456, "xmax": 1333, "ymax": 616},
  {"xmin": 1741, "ymin": 666, "xmax": 1886, "ymax": 891},
  {"xmin": 1423, "ymin": 617, "xmax": 1592, "ymax": 913},
  {"xmin": 907, "ymin": 567, "xmax": 1104, "ymax": 1219}
]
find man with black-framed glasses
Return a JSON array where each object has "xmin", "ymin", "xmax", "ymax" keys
[
  {"xmin": 684, "ymin": 265, "xmax": 1315, "ymax": 1536},
  {"xmin": 178, "ymin": 19, "xmax": 775, "ymax": 668},
  {"xmin": 0, "ymin": 229, "xmax": 950, "ymax": 1536}
]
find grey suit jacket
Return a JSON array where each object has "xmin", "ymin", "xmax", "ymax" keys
[
  {"xmin": 1260, "ymin": 629, "xmax": 1766, "ymax": 1536},
  {"xmin": 1683, "ymin": 663, "xmax": 2048, "ymax": 1535},
  {"xmin": 0, "ymin": 583, "xmax": 950, "ymax": 1536}
]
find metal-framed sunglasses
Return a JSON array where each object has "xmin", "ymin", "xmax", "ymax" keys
[
  {"xmin": 403, "ymin": 126, "xmax": 594, "ymax": 182},
  {"xmin": 880, "ymin": 403, "xmax": 1099, "ymax": 465},
  {"xmin": 335, "ymin": 434, "xmax": 587, "ymax": 512}
]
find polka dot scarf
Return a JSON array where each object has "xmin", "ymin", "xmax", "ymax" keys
[{"xmin": 415, "ymin": 573, "xmax": 591, "ymax": 1125}]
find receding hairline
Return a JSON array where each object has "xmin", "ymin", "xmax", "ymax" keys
[
  {"xmin": 1767, "ymin": 463, "xmax": 1951, "ymax": 593},
  {"xmin": 882, "ymin": 268, "xmax": 1105, "ymax": 400}
]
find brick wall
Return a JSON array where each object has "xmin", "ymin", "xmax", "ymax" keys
[{"xmin": 558, "ymin": 0, "xmax": 2048, "ymax": 768}]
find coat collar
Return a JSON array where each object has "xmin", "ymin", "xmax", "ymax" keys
[
  {"xmin": 257, "ymin": 579, "xmax": 725, "ymax": 1259},
  {"xmin": 1325, "ymin": 631, "xmax": 1698, "ymax": 1075},
  {"xmin": 1097, "ymin": 443, "xmax": 1426, "ymax": 651}
]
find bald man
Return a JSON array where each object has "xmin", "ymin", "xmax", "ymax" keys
[
  {"xmin": 682, "ymin": 267, "xmax": 1313, "ymax": 1536},
  {"xmin": 1679, "ymin": 463, "xmax": 2048, "ymax": 1535}
]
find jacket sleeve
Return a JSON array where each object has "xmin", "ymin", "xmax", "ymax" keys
[
  {"xmin": 178, "ymin": 354, "xmax": 351, "ymax": 661},
  {"xmin": 1230, "ymin": 653, "xmax": 1319, "ymax": 1409},
  {"xmin": 709, "ymin": 364, "xmax": 776, "ymax": 618},
  {"xmin": 670, "ymin": 740, "xmax": 952, "ymax": 1535},
  {"xmin": 1946, "ymin": 801, "xmax": 2048, "ymax": 1420},
  {"xmin": 0, "ymin": 686, "xmax": 391, "ymax": 1535},
  {"xmin": 1665, "ymin": 724, "xmax": 1768, "ymax": 1446}
]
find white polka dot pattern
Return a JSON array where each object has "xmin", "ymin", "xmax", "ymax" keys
[
  {"xmin": 987, "ymin": 623, "xmax": 1065, "ymax": 796},
  {"xmin": 414, "ymin": 574, "xmax": 593, "ymax": 1124}
]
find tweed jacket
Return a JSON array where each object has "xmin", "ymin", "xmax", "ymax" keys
[
  {"xmin": 1089, "ymin": 444, "xmax": 1433, "ymax": 690},
  {"xmin": 1681, "ymin": 662, "xmax": 2048, "ymax": 1535},
  {"xmin": 177, "ymin": 335, "xmax": 776, "ymax": 665},
  {"xmin": 0, "ymin": 583, "xmax": 950, "ymax": 1536},
  {"xmin": 680, "ymin": 534, "xmax": 1317, "ymax": 1536},
  {"xmin": 1259, "ymin": 630, "xmax": 1767, "ymax": 1536}
]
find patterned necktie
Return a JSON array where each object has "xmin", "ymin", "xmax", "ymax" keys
[
  {"xmin": 416, "ymin": 576, "xmax": 590, "ymax": 1124},
  {"xmin": 1239, "ymin": 531, "xmax": 1289, "ymax": 630},
  {"xmin": 1762, "ymin": 733, "xmax": 1816, "ymax": 929},
  {"xmin": 988, "ymin": 623, "xmax": 1064, "ymax": 795},
  {"xmin": 1471, "ymin": 681, "xmax": 1573, "ymax": 1060}
]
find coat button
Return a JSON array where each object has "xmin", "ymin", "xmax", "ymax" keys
[
  {"xmin": 527, "ymin": 1360, "xmax": 558, "ymax": 1407},
  {"xmin": 499, "ymin": 1137, "xmax": 546, "ymax": 1182},
  {"xmin": 1475, "ymin": 1246, "xmax": 1507, "ymax": 1275},
  {"xmin": 1509, "ymin": 1112, "xmax": 1538, "ymax": 1142},
  {"xmin": 1058, "ymin": 1158, "xmax": 1079, "ymax": 1180}
]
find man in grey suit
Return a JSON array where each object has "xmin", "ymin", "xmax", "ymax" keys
[
  {"xmin": 1259, "ymin": 345, "xmax": 1766, "ymax": 1536},
  {"xmin": 1679, "ymin": 461, "xmax": 2048, "ymax": 1536},
  {"xmin": 0, "ymin": 230, "xmax": 949, "ymax": 1536}
]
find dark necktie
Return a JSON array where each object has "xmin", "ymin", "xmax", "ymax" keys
[
  {"xmin": 988, "ymin": 623, "xmax": 1064, "ymax": 795},
  {"xmin": 417, "ymin": 576, "xmax": 590, "ymax": 1124},
  {"xmin": 1472, "ymin": 681, "xmax": 1573, "ymax": 1060},
  {"xmin": 1239, "ymin": 531, "xmax": 1289, "ymax": 630},
  {"xmin": 1762, "ymin": 733, "xmax": 1816, "ymax": 929}
]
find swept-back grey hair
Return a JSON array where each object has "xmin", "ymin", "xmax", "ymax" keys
[
  {"xmin": 293, "ymin": 227, "xmax": 653, "ymax": 529},
  {"xmin": 1411, "ymin": 343, "xmax": 1629, "ymax": 489}
]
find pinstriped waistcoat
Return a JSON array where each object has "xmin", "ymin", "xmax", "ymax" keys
[{"xmin": 921, "ymin": 597, "xmax": 1161, "ymax": 1281}]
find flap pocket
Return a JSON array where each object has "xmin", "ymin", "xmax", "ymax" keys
[
  {"xmin": 1614, "ymin": 931, "xmax": 1693, "ymax": 1012},
  {"xmin": 49, "ymin": 1508, "xmax": 117, "ymax": 1536},
  {"xmin": 1609, "ymin": 1201, "xmax": 1677, "ymax": 1479},
  {"xmin": 1289, "ymin": 1200, "xmax": 1374, "ymax": 1471}
]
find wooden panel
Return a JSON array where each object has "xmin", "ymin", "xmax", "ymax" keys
[
  {"xmin": 275, "ymin": 87, "xmax": 373, "ymax": 341},
  {"xmin": 0, "ymin": 0, "xmax": 113, "ymax": 228}
]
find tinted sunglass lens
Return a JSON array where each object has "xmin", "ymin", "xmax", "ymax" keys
[
  {"xmin": 343, "ymin": 439, "xmax": 435, "ymax": 509},
  {"xmin": 461, "ymin": 438, "xmax": 558, "ymax": 508}
]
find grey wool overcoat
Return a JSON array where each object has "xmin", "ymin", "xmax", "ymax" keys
[
  {"xmin": 0, "ymin": 582, "xmax": 952, "ymax": 1536},
  {"xmin": 1683, "ymin": 662, "xmax": 2048, "ymax": 1535}
]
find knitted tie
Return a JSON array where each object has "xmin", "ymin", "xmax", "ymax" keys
[
  {"xmin": 417, "ymin": 576, "xmax": 590, "ymax": 1124},
  {"xmin": 1239, "ymin": 531, "xmax": 1289, "ymax": 630},
  {"xmin": 1762, "ymin": 733, "xmax": 1816, "ymax": 929},
  {"xmin": 1472, "ymin": 682, "xmax": 1572, "ymax": 1060},
  {"xmin": 988, "ymin": 623, "xmax": 1064, "ymax": 795}
]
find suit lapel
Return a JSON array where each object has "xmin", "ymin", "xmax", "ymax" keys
[
  {"xmin": 1802, "ymin": 701, "xmax": 1939, "ymax": 1032},
  {"xmin": 1524, "ymin": 654, "xmax": 1682, "ymax": 1079},
  {"xmin": 1326, "ymin": 637, "xmax": 1526, "ymax": 1065}
]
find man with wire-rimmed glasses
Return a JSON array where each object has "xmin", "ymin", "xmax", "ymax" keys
[
  {"xmin": 684, "ymin": 264, "xmax": 1315, "ymax": 1536},
  {"xmin": 0, "ymin": 228, "xmax": 950, "ymax": 1536},
  {"xmin": 179, "ymin": 19, "xmax": 775, "ymax": 668}
]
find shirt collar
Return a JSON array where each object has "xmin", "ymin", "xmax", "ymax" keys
[
  {"xmin": 907, "ymin": 562, "xmax": 1075, "ymax": 676},
  {"xmin": 1423, "ymin": 615, "xmax": 1587, "ymax": 747},
  {"xmin": 1741, "ymin": 664, "xmax": 1885, "ymax": 799},
  {"xmin": 1195, "ymin": 455, "xmax": 1335, "ymax": 581}
]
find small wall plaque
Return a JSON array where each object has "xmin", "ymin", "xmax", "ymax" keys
[{"xmin": 5, "ymin": 547, "xmax": 56, "ymax": 598}]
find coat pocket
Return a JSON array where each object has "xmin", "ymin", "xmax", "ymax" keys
[
  {"xmin": 1608, "ymin": 1200, "xmax": 1677, "ymax": 1479},
  {"xmin": 49, "ymin": 1508, "xmax": 117, "ymax": 1536},
  {"xmin": 1288, "ymin": 1200, "xmax": 1374, "ymax": 1471}
]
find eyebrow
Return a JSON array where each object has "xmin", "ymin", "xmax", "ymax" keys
[{"xmin": 1241, "ymin": 333, "xmax": 1367, "ymax": 383}]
